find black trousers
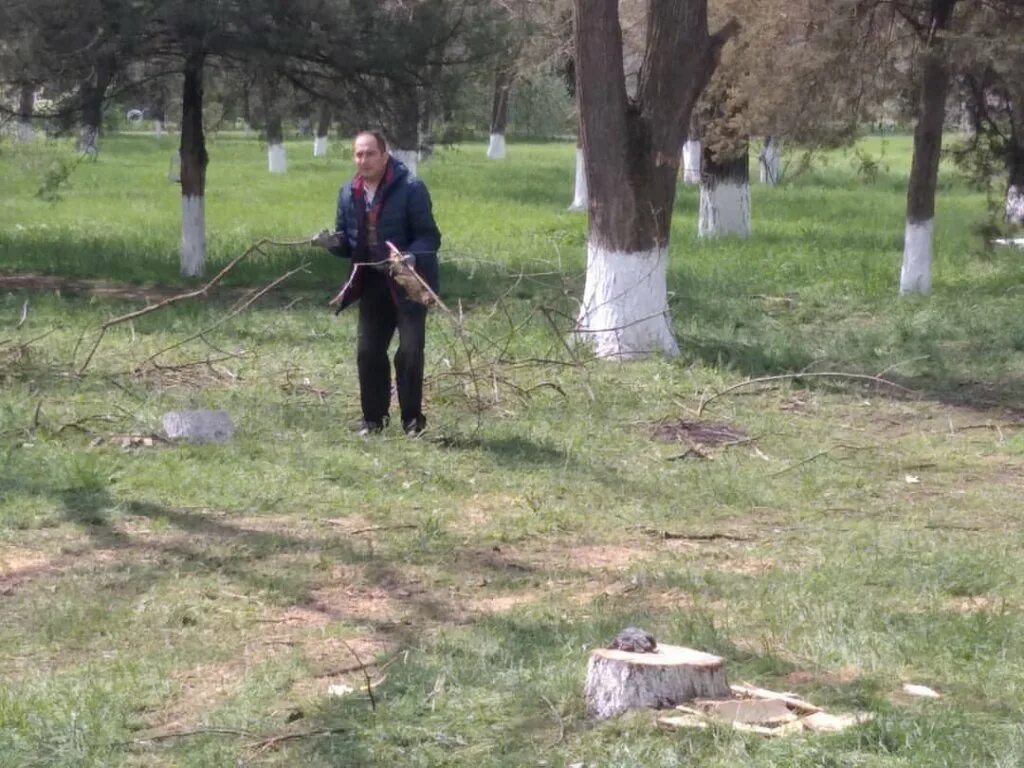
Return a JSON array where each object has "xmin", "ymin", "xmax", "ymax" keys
[{"xmin": 356, "ymin": 271, "xmax": 427, "ymax": 426}]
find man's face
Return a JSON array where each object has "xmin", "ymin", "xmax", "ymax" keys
[{"xmin": 353, "ymin": 134, "xmax": 387, "ymax": 183}]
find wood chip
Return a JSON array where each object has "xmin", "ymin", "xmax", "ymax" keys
[{"xmin": 902, "ymin": 683, "xmax": 941, "ymax": 699}]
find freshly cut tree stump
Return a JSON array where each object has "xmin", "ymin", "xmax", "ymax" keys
[{"xmin": 585, "ymin": 644, "xmax": 730, "ymax": 719}]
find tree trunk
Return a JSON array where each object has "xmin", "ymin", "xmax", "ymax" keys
[
  {"xmin": 681, "ymin": 117, "xmax": 700, "ymax": 183},
  {"xmin": 574, "ymin": 0, "xmax": 733, "ymax": 358},
  {"xmin": 585, "ymin": 645, "xmax": 730, "ymax": 719},
  {"xmin": 389, "ymin": 86, "xmax": 421, "ymax": 176},
  {"xmin": 314, "ymin": 104, "xmax": 331, "ymax": 157},
  {"xmin": 759, "ymin": 135, "xmax": 781, "ymax": 185},
  {"xmin": 17, "ymin": 83, "xmax": 34, "ymax": 143},
  {"xmin": 1008, "ymin": 153, "xmax": 1024, "ymax": 226},
  {"xmin": 487, "ymin": 67, "xmax": 512, "ymax": 160},
  {"xmin": 699, "ymin": 145, "xmax": 751, "ymax": 238},
  {"xmin": 241, "ymin": 83, "xmax": 253, "ymax": 137},
  {"xmin": 900, "ymin": 1, "xmax": 956, "ymax": 296},
  {"xmin": 180, "ymin": 50, "xmax": 208, "ymax": 278},
  {"xmin": 569, "ymin": 137, "xmax": 589, "ymax": 211},
  {"xmin": 262, "ymin": 79, "xmax": 287, "ymax": 174},
  {"xmin": 1006, "ymin": 84, "xmax": 1024, "ymax": 226},
  {"xmin": 77, "ymin": 59, "xmax": 114, "ymax": 156},
  {"xmin": 152, "ymin": 84, "xmax": 167, "ymax": 136}
]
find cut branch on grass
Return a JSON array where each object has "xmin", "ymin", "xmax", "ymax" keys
[
  {"xmin": 135, "ymin": 262, "xmax": 309, "ymax": 371},
  {"xmin": 635, "ymin": 526, "xmax": 754, "ymax": 542},
  {"xmin": 697, "ymin": 373, "xmax": 913, "ymax": 416},
  {"xmin": 769, "ymin": 444, "xmax": 878, "ymax": 478},
  {"xmin": 77, "ymin": 237, "xmax": 312, "ymax": 374},
  {"xmin": 339, "ymin": 637, "xmax": 377, "ymax": 711}
]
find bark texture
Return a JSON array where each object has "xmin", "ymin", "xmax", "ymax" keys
[
  {"xmin": 180, "ymin": 50, "xmax": 208, "ymax": 277},
  {"xmin": 17, "ymin": 83, "xmax": 34, "ymax": 143},
  {"xmin": 487, "ymin": 67, "xmax": 512, "ymax": 159},
  {"xmin": 585, "ymin": 645, "xmax": 730, "ymax": 719}
]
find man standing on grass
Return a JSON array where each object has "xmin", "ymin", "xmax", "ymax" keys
[{"xmin": 313, "ymin": 131, "xmax": 441, "ymax": 437}]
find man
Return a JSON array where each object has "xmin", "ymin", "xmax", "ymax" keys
[{"xmin": 314, "ymin": 131, "xmax": 441, "ymax": 436}]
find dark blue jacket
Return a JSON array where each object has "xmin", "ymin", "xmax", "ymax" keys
[{"xmin": 330, "ymin": 158, "xmax": 441, "ymax": 309}]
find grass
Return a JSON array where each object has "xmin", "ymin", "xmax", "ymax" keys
[{"xmin": 1, "ymin": 131, "xmax": 1024, "ymax": 766}]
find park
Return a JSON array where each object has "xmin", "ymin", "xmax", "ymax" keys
[{"xmin": 2, "ymin": 1, "xmax": 1024, "ymax": 766}]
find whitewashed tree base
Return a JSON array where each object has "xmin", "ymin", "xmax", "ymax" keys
[
  {"xmin": 682, "ymin": 140, "xmax": 701, "ymax": 184},
  {"xmin": 268, "ymin": 143, "xmax": 287, "ymax": 174},
  {"xmin": 576, "ymin": 244, "xmax": 679, "ymax": 359},
  {"xmin": 759, "ymin": 139, "xmax": 781, "ymax": 185},
  {"xmin": 1007, "ymin": 185, "xmax": 1024, "ymax": 225},
  {"xmin": 585, "ymin": 645, "xmax": 730, "ymax": 719},
  {"xmin": 486, "ymin": 133, "xmax": 506, "ymax": 160},
  {"xmin": 313, "ymin": 136, "xmax": 328, "ymax": 157},
  {"xmin": 17, "ymin": 122, "xmax": 34, "ymax": 143},
  {"xmin": 392, "ymin": 148, "xmax": 419, "ymax": 176},
  {"xmin": 153, "ymin": 121, "xmax": 165, "ymax": 137},
  {"xmin": 80, "ymin": 126, "xmax": 99, "ymax": 156},
  {"xmin": 900, "ymin": 218, "xmax": 933, "ymax": 295},
  {"xmin": 181, "ymin": 195, "xmax": 206, "ymax": 277},
  {"xmin": 568, "ymin": 147, "xmax": 588, "ymax": 211},
  {"xmin": 699, "ymin": 181, "xmax": 751, "ymax": 238}
]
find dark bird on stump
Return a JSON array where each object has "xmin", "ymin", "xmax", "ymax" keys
[{"xmin": 607, "ymin": 626, "xmax": 657, "ymax": 653}]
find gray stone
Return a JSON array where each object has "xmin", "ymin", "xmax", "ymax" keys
[{"xmin": 162, "ymin": 410, "xmax": 234, "ymax": 443}]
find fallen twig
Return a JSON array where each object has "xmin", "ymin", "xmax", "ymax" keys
[
  {"xmin": 327, "ymin": 522, "xmax": 418, "ymax": 535},
  {"xmin": 77, "ymin": 236, "xmax": 310, "ymax": 373},
  {"xmin": 116, "ymin": 726, "xmax": 253, "ymax": 747},
  {"xmin": 247, "ymin": 726, "xmax": 348, "ymax": 754},
  {"xmin": 339, "ymin": 637, "xmax": 377, "ymax": 711},
  {"xmin": 769, "ymin": 444, "xmax": 875, "ymax": 477},
  {"xmin": 636, "ymin": 526, "xmax": 753, "ymax": 542},
  {"xmin": 697, "ymin": 372, "xmax": 912, "ymax": 416}
]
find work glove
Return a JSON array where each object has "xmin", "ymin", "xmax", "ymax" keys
[{"xmin": 311, "ymin": 229, "xmax": 340, "ymax": 249}]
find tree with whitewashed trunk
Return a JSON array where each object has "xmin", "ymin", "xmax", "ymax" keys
[
  {"xmin": 259, "ymin": 76, "xmax": 288, "ymax": 174},
  {"xmin": 384, "ymin": 84, "xmax": 422, "ymax": 176},
  {"xmin": 681, "ymin": 115, "xmax": 701, "ymax": 184},
  {"xmin": 16, "ymin": 83, "xmax": 34, "ymax": 143},
  {"xmin": 954, "ymin": 6, "xmax": 1024, "ymax": 228},
  {"xmin": 759, "ymin": 135, "xmax": 781, "ymax": 184},
  {"xmin": 487, "ymin": 66, "xmax": 513, "ymax": 159},
  {"xmin": 699, "ymin": 145, "xmax": 751, "ymax": 238},
  {"xmin": 568, "ymin": 137, "xmax": 589, "ymax": 210},
  {"xmin": 574, "ymin": 0, "xmax": 736, "ymax": 359},
  {"xmin": 900, "ymin": 0, "xmax": 959, "ymax": 296},
  {"xmin": 179, "ymin": 48, "xmax": 208, "ymax": 278},
  {"xmin": 313, "ymin": 104, "xmax": 330, "ymax": 157}
]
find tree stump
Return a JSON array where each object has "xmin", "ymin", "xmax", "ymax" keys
[{"xmin": 585, "ymin": 644, "xmax": 730, "ymax": 719}]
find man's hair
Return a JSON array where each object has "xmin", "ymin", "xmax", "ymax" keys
[{"xmin": 354, "ymin": 130, "xmax": 387, "ymax": 153}]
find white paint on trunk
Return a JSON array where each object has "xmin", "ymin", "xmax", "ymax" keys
[
  {"xmin": 243, "ymin": 123, "xmax": 253, "ymax": 138},
  {"xmin": 759, "ymin": 138, "xmax": 781, "ymax": 185},
  {"xmin": 568, "ymin": 147, "xmax": 588, "ymax": 211},
  {"xmin": 698, "ymin": 181, "xmax": 751, "ymax": 238},
  {"xmin": 682, "ymin": 140, "xmax": 701, "ymax": 184},
  {"xmin": 392, "ymin": 149, "xmax": 418, "ymax": 176},
  {"xmin": 576, "ymin": 244, "xmax": 679, "ymax": 359},
  {"xmin": 153, "ymin": 120, "xmax": 164, "ymax": 136},
  {"xmin": 486, "ymin": 133, "xmax": 506, "ymax": 160},
  {"xmin": 268, "ymin": 143, "xmax": 287, "ymax": 173},
  {"xmin": 900, "ymin": 218, "xmax": 933, "ymax": 295},
  {"xmin": 181, "ymin": 195, "xmax": 206, "ymax": 277},
  {"xmin": 17, "ymin": 121, "xmax": 34, "ymax": 143},
  {"xmin": 313, "ymin": 135, "xmax": 328, "ymax": 157},
  {"xmin": 80, "ymin": 126, "xmax": 98, "ymax": 156},
  {"xmin": 1007, "ymin": 185, "xmax": 1024, "ymax": 225}
]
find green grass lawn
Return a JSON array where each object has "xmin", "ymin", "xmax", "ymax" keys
[{"xmin": 2, "ymin": 132, "xmax": 1024, "ymax": 767}]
